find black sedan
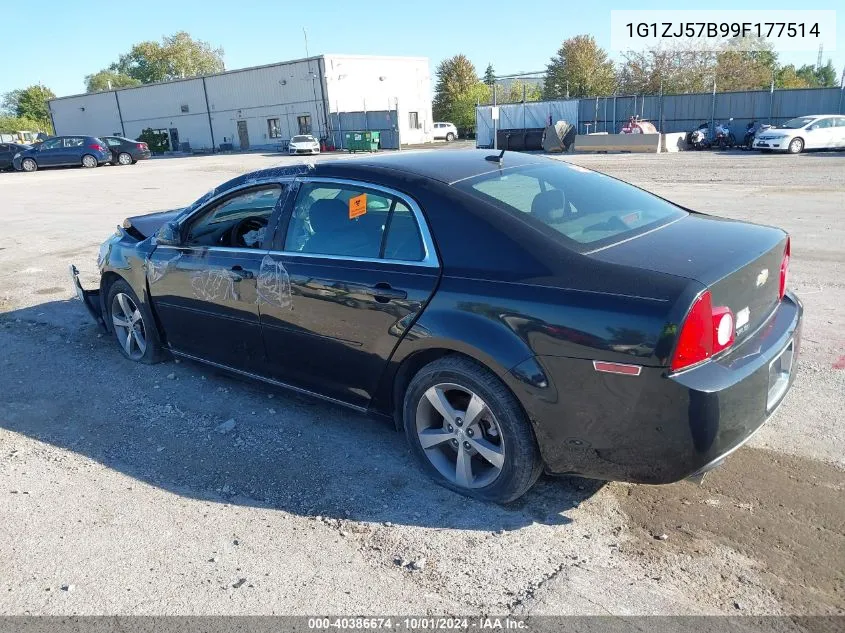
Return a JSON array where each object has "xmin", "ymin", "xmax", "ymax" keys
[
  {"xmin": 0, "ymin": 142, "xmax": 31, "ymax": 170},
  {"xmin": 71, "ymin": 150, "xmax": 802, "ymax": 503},
  {"xmin": 100, "ymin": 136, "xmax": 152, "ymax": 166}
]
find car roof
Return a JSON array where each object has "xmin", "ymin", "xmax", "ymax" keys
[{"xmin": 315, "ymin": 149, "xmax": 551, "ymax": 185}]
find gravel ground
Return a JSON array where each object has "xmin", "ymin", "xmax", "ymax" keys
[{"xmin": 0, "ymin": 147, "xmax": 843, "ymax": 616}]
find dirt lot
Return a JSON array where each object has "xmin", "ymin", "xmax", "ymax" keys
[{"xmin": 0, "ymin": 148, "xmax": 843, "ymax": 616}]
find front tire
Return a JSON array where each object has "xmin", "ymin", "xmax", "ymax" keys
[
  {"xmin": 107, "ymin": 279, "xmax": 164, "ymax": 364},
  {"xmin": 81, "ymin": 154, "xmax": 98, "ymax": 168},
  {"xmin": 788, "ymin": 137, "xmax": 804, "ymax": 154},
  {"xmin": 403, "ymin": 356, "xmax": 542, "ymax": 503},
  {"xmin": 21, "ymin": 158, "xmax": 37, "ymax": 172}
]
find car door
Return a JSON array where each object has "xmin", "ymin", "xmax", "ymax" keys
[
  {"xmin": 146, "ymin": 182, "xmax": 288, "ymax": 370},
  {"xmin": 834, "ymin": 117, "xmax": 845, "ymax": 148},
  {"xmin": 0, "ymin": 144, "xmax": 11, "ymax": 169},
  {"xmin": 104, "ymin": 137, "xmax": 122, "ymax": 161},
  {"xmin": 35, "ymin": 138, "xmax": 63, "ymax": 165},
  {"xmin": 61, "ymin": 136, "xmax": 87, "ymax": 165},
  {"xmin": 258, "ymin": 178, "xmax": 441, "ymax": 408}
]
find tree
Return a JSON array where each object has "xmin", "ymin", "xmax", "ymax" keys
[
  {"xmin": 714, "ymin": 38, "xmax": 778, "ymax": 91},
  {"xmin": 483, "ymin": 64, "xmax": 496, "ymax": 86},
  {"xmin": 2, "ymin": 84, "xmax": 55, "ymax": 122},
  {"xmin": 795, "ymin": 60, "xmax": 838, "ymax": 87},
  {"xmin": 775, "ymin": 65, "xmax": 813, "ymax": 89},
  {"xmin": 433, "ymin": 54, "xmax": 489, "ymax": 131},
  {"xmin": 503, "ymin": 80, "xmax": 542, "ymax": 103},
  {"xmin": 85, "ymin": 70, "xmax": 142, "ymax": 93},
  {"xmin": 543, "ymin": 35, "xmax": 616, "ymax": 99},
  {"xmin": 93, "ymin": 31, "xmax": 224, "ymax": 86},
  {"xmin": 617, "ymin": 45, "xmax": 715, "ymax": 95},
  {"xmin": 0, "ymin": 115, "xmax": 51, "ymax": 134}
]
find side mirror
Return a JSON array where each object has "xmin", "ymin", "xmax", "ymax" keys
[{"xmin": 155, "ymin": 221, "xmax": 181, "ymax": 246}]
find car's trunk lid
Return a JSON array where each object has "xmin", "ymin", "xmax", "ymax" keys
[{"xmin": 589, "ymin": 213, "xmax": 787, "ymax": 342}]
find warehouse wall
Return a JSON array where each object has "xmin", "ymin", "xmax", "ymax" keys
[
  {"xmin": 48, "ymin": 91, "xmax": 125, "ymax": 138},
  {"xmin": 49, "ymin": 55, "xmax": 433, "ymax": 151},
  {"xmin": 324, "ymin": 55, "xmax": 432, "ymax": 145}
]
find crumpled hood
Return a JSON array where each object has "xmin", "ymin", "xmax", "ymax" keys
[{"xmin": 123, "ymin": 208, "xmax": 184, "ymax": 239}]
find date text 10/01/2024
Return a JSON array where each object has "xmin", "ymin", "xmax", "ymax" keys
[{"xmin": 625, "ymin": 22, "xmax": 820, "ymax": 39}]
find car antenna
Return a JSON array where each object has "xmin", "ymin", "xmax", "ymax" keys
[{"xmin": 485, "ymin": 149, "xmax": 505, "ymax": 165}]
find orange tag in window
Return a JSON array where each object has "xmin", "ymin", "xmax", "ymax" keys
[{"xmin": 349, "ymin": 193, "xmax": 367, "ymax": 219}]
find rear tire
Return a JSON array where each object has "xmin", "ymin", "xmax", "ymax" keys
[
  {"xmin": 81, "ymin": 154, "xmax": 98, "ymax": 168},
  {"xmin": 403, "ymin": 355, "xmax": 542, "ymax": 503},
  {"xmin": 446, "ymin": 132, "xmax": 456, "ymax": 142},
  {"xmin": 117, "ymin": 152, "xmax": 133, "ymax": 166},
  {"xmin": 21, "ymin": 158, "xmax": 37, "ymax": 172},
  {"xmin": 106, "ymin": 279, "xmax": 165, "ymax": 364},
  {"xmin": 788, "ymin": 137, "xmax": 804, "ymax": 154}
]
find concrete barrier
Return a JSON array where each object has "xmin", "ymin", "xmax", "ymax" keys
[
  {"xmin": 661, "ymin": 132, "xmax": 689, "ymax": 152},
  {"xmin": 573, "ymin": 133, "xmax": 661, "ymax": 153}
]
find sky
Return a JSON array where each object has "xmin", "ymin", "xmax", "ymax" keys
[{"xmin": 2, "ymin": 0, "xmax": 842, "ymax": 98}]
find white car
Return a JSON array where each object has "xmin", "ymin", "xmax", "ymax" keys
[
  {"xmin": 289, "ymin": 134, "xmax": 320, "ymax": 155},
  {"xmin": 432, "ymin": 122, "xmax": 458, "ymax": 141},
  {"xmin": 753, "ymin": 114, "xmax": 845, "ymax": 154}
]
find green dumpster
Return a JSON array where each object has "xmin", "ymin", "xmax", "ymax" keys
[{"xmin": 344, "ymin": 130, "xmax": 380, "ymax": 152}]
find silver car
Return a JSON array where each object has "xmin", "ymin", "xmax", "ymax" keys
[{"xmin": 753, "ymin": 115, "xmax": 845, "ymax": 154}]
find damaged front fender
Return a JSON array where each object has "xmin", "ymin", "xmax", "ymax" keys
[{"xmin": 70, "ymin": 264, "xmax": 106, "ymax": 330}]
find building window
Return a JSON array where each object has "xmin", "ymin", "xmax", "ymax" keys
[
  {"xmin": 180, "ymin": 104, "xmax": 189, "ymax": 113},
  {"xmin": 267, "ymin": 118, "xmax": 281, "ymax": 138},
  {"xmin": 297, "ymin": 115, "xmax": 312, "ymax": 135},
  {"xmin": 408, "ymin": 112, "xmax": 420, "ymax": 129}
]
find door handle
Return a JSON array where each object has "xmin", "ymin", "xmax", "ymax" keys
[
  {"xmin": 367, "ymin": 282, "xmax": 407, "ymax": 303},
  {"xmin": 229, "ymin": 265, "xmax": 253, "ymax": 281}
]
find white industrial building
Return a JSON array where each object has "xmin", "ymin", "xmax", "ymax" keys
[{"xmin": 48, "ymin": 54, "xmax": 433, "ymax": 151}]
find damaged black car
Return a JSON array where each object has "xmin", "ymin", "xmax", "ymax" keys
[{"xmin": 72, "ymin": 150, "xmax": 802, "ymax": 503}]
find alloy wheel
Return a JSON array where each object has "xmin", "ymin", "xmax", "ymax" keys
[
  {"xmin": 118, "ymin": 153, "xmax": 132, "ymax": 165},
  {"xmin": 415, "ymin": 383, "xmax": 505, "ymax": 489},
  {"xmin": 789, "ymin": 138, "xmax": 803, "ymax": 154},
  {"xmin": 111, "ymin": 292, "xmax": 146, "ymax": 360},
  {"xmin": 22, "ymin": 159, "xmax": 36, "ymax": 172},
  {"xmin": 82, "ymin": 155, "xmax": 97, "ymax": 168}
]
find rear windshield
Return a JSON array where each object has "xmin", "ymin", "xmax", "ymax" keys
[
  {"xmin": 292, "ymin": 135, "xmax": 314, "ymax": 142},
  {"xmin": 454, "ymin": 162, "xmax": 687, "ymax": 251}
]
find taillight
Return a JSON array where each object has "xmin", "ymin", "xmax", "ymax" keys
[
  {"xmin": 88, "ymin": 143, "xmax": 105, "ymax": 151},
  {"xmin": 137, "ymin": 143, "xmax": 147, "ymax": 150},
  {"xmin": 670, "ymin": 290, "xmax": 736, "ymax": 372},
  {"xmin": 779, "ymin": 237, "xmax": 790, "ymax": 300}
]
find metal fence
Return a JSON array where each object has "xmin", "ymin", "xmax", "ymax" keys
[
  {"xmin": 327, "ymin": 110, "xmax": 399, "ymax": 150},
  {"xmin": 476, "ymin": 99, "xmax": 579, "ymax": 147},
  {"xmin": 576, "ymin": 86, "xmax": 845, "ymax": 135}
]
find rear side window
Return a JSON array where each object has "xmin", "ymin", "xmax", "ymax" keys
[
  {"xmin": 106, "ymin": 138, "xmax": 122, "ymax": 147},
  {"xmin": 456, "ymin": 162, "xmax": 686, "ymax": 251},
  {"xmin": 284, "ymin": 183, "xmax": 425, "ymax": 261}
]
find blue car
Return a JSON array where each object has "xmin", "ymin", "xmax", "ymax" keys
[{"xmin": 13, "ymin": 135, "xmax": 112, "ymax": 172}]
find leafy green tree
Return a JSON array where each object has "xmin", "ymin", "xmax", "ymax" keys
[
  {"xmin": 96, "ymin": 31, "xmax": 224, "ymax": 85},
  {"xmin": 433, "ymin": 55, "xmax": 489, "ymax": 131},
  {"xmin": 503, "ymin": 80, "xmax": 543, "ymax": 103},
  {"xmin": 617, "ymin": 45, "xmax": 715, "ymax": 95},
  {"xmin": 0, "ymin": 115, "xmax": 51, "ymax": 134},
  {"xmin": 483, "ymin": 64, "xmax": 496, "ymax": 86},
  {"xmin": 796, "ymin": 60, "xmax": 838, "ymax": 87},
  {"xmin": 775, "ymin": 65, "xmax": 813, "ymax": 89},
  {"xmin": 543, "ymin": 35, "xmax": 616, "ymax": 99},
  {"xmin": 85, "ymin": 70, "xmax": 142, "ymax": 93},
  {"xmin": 714, "ymin": 38, "xmax": 778, "ymax": 91},
  {"xmin": 2, "ymin": 85, "xmax": 55, "ymax": 122}
]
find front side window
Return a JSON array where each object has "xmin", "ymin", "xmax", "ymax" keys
[
  {"xmin": 39, "ymin": 138, "xmax": 62, "ymax": 150},
  {"xmin": 284, "ymin": 183, "xmax": 425, "ymax": 261},
  {"xmin": 268, "ymin": 118, "xmax": 281, "ymax": 138},
  {"xmin": 455, "ymin": 163, "xmax": 686, "ymax": 251},
  {"xmin": 185, "ymin": 185, "xmax": 283, "ymax": 249}
]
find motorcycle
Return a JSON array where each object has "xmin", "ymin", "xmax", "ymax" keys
[
  {"xmin": 714, "ymin": 118, "xmax": 736, "ymax": 149},
  {"xmin": 688, "ymin": 122, "xmax": 711, "ymax": 150},
  {"xmin": 743, "ymin": 121, "xmax": 772, "ymax": 150}
]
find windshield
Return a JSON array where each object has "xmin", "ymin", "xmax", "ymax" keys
[
  {"xmin": 454, "ymin": 162, "xmax": 687, "ymax": 251},
  {"xmin": 292, "ymin": 135, "xmax": 314, "ymax": 143},
  {"xmin": 779, "ymin": 117, "xmax": 815, "ymax": 129}
]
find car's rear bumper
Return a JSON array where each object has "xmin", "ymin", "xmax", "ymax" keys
[
  {"xmin": 516, "ymin": 291, "xmax": 803, "ymax": 484},
  {"xmin": 135, "ymin": 150, "xmax": 152, "ymax": 160}
]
